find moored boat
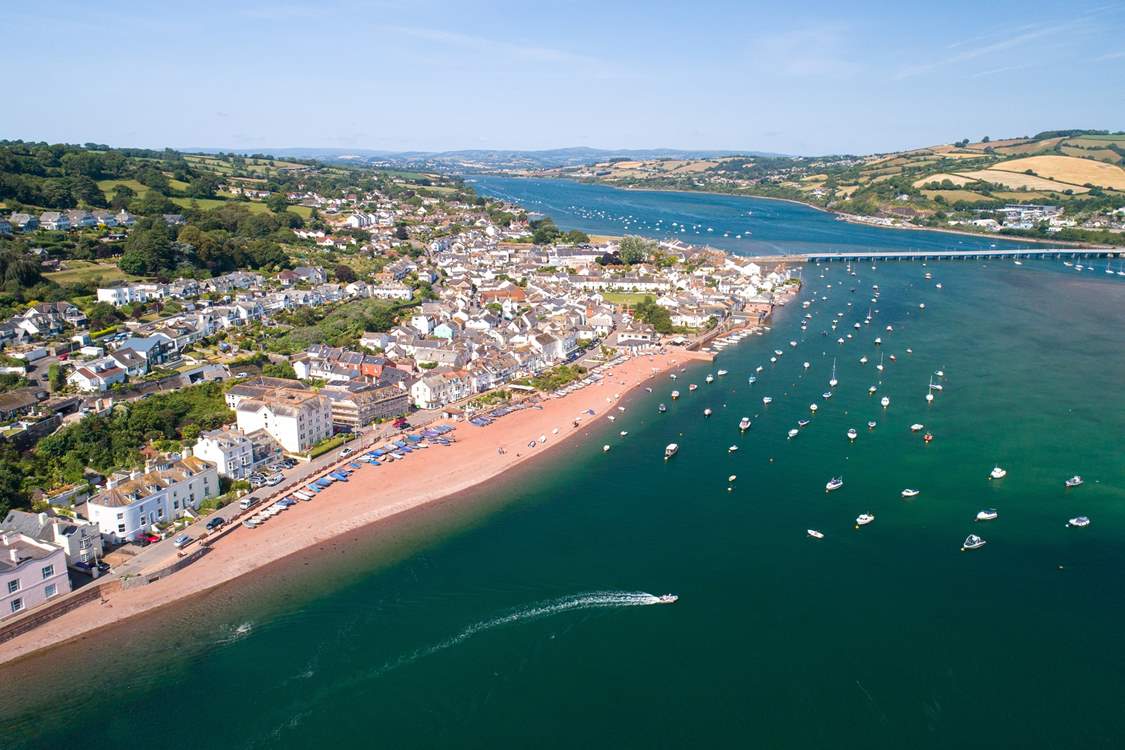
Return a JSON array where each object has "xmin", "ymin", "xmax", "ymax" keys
[
  {"xmin": 962, "ymin": 534, "xmax": 986, "ymax": 550},
  {"xmin": 664, "ymin": 443, "xmax": 679, "ymax": 460},
  {"xmin": 989, "ymin": 466, "xmax": 1007, "ymax": 480},
  {"xmin": 826, "ymin": 476, "xmax": 844, "ymax": 492},
  {"xmin": 901, "ymin": 488, "xmax": 920, "ymax": 498},
  {"xmin": 1068, "ymin": 516, "xmax": 1090, "ymax": 527},
  {"xmin": 807, "ymin": 529, "xmax": 824, "ymax": 539},
  {"xmin": 855, "ymin": 513, "xmax": 875, "ymax": 526},
  {"xmin": 739, "ymin": 417, "xmax": 751, "ymax": 431},
  {"xmin": 1065, "ymin": 475, "xmax": 1083, "ymax": 488},
  {"xmin": 976, "ymin": 508, "xmax": 998, "ymax": 521}
]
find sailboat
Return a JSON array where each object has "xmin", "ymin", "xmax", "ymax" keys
[
  {"xmin": 926, "ymin": 376, "xmax": 935, "ymax": 403},
  {"xmin": 876, "ymin": 352, "xmax": 884, "ymax": 372},
  {"xmin": 829, "ymin": 358, "xmax": 838, "ymax": 388}
]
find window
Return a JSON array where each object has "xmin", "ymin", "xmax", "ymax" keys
[
  {"xmin": 6, "ymin": 580, "xmax": 18, "ymax": 594},
  {"xmin": 45, "ymin": 584, "xmax": 57, "ymax": 598},
  {"xmin": 116, "ymin": 512, "xmax": 124, "ymax": 520},
  {"xmin": 117, "ymin": 523, "xmax": 126, "ymax": 533},
  {"xmin": 41, "ymin": 565, "xmax": 54, "ymax": 580},
  {"xmin": 10, "ymin": 598, "xmax": 22, "ymax": 614}
]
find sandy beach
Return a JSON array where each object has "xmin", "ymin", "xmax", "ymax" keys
[{"xmin": 0, "ymin": 349, "xmax": 712, "ymax": 666}]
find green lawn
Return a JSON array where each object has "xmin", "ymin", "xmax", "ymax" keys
[
  {"xmin": 97, "ymin": 178, "xmax": 148, "ymax": 197},
  {"xmin": 168, "ymin": 197, "xmax": 311, "ymax": 219},
  {"xmin": 602, "ymin": 292, "xmax": 652, "ymax": 305},
  {"xmin": 45, "ymin": 261, "xmax": 139, "ymax": 286}
]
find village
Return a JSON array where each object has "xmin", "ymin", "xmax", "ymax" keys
[{"xmin": 0, "ymin": 175, "xmax": 798, "ymax": 627}]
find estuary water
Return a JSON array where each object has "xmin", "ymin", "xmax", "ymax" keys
[
  {"xmin": 2, "ymin": 183, "xmax": 1123, "ymax": 750},
  {"xmin": 470, "ymin": 175, "xmax": 1041, "ymax": 254}
]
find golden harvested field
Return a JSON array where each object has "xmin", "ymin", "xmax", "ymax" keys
[
  {"xmin": 990, "ymin": 155, "xmax": 1125, "ymax": 189},
  {"xmin": 1066, "ymin": 136, "xmax": 1125, "ymax": 148},
  {"xmin": 936, "ymin": 151, "xmax": 985, "ymax": 159},
  {"xmin": 991, "ymin": 191, "xmax": 1055, "ymax": 201},
  {"xmin": 836, "ymin": 185, "xmax": 860, "ymax": 197},
  {"xmin": 992, "ymin": 137, "xmax": 1063, "ymax": 155},
  {"xmin": 912, "ymin": 172, "xmax": 979, "ymax": 188},
  {"xmin": 963, "ymin": 137, "xmax": 1030, "ymax": 151},
  {"xmin": 921, "ymin": 189, "xmax": 995, "ymax": 203},
  {"xmin": 1059, "ymin": 145, "xmax": 1121, "ymax": 163},
  {"xmin": 955, "ymin": 169, "xmax": 1090, "ymax": 192},
  {"xmin": 667, "ymin": 160, "xmax": 717, "ymax": 174}
]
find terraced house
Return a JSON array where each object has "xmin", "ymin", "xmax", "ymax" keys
[{"xmin": 86, "ymin": 454, "xmax": 219, "ymax": 543}]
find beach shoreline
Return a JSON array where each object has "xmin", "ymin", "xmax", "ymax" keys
[{"xmin": 0, "ymin": 348, "xmax": 713, "ymax": 667}]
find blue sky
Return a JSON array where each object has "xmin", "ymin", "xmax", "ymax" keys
[{"xmin": 4, "ymin": 0, "xmax": 1123, "ymax": 155}]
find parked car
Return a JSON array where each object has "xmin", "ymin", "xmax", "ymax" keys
[
  {"xmin": 239, "ymin": 496, "xmax": 259, "ymax": 510},
  {"xmin": 206, "ymin": 517, "xmax": 226, "ymax": 531},
  {"xmin": 133, "ymin": 537, "xmax": 151, "ymax": 547},
  {"xmin": 266, "ymin": 474, "xmax": 283, "ymax": 486},
  {"xmin": 340, "ymin": 447, "xmax": 353, "ymax": 457},
  {"xmin": 140, "ymin": 533, "xmax": 161, "ymax": 543},
  {"xmin": 172, "ymin": 534, "xmax": 192, "ymax": 548}
]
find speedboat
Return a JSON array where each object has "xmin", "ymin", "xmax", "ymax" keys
[
  {"xmin": 717, "ymin": 369, "xmax": 728, "ymax": 377},
  {"xmin": 603, "ymin": 444, "xmax": 611, "ymax": 452},
  {"xmin": 689, "ymin": 383, "xmax": 698, "ymax": 392},
  {"xmin": 935, "ymin": 370, "xmax": 945, "ymax": 378},
  {"xmin": 859, "ymin": 355, "xmax": 868, "ymax": 364},
  {"xmin": 1065, "ymin": 475, "xmax": 1083, "ymax": 488},
  {"xmin": 656, "ymin": 594, "xmax": 678, "ymax": 604},
  {"xmin": 976, "ymin": 508, "xmax": 998, "ymax": 521},
  {"xmin": 703, "ymin": 408, "xmax": 712, "ymax": 417},
  {"xmin": 847, "ymin": 428, "xmax": 857, "ymax": 440},
  {"xmin": 822, "ymin": 391, "xmax": 832, "ymax": 399},
  {"xmin": 869, "ymin": 385, "xmax": 878, "ymax": 395},
  {"xmin": 762, "ymin": 396, "xmax": 773, "ymax": 405},
  {"xmin": 880, "ymin": 396, "xmax": 890, "ymax": 408},
  {"xmin": 1068, "ymin": 516, "xmax": 1090, "ymax": 527},
  {"xmin": 664, "ymin": 443, "xmax": 679, "ymax": 460},
  {"xmin": 705, "ymin": 374, "xmax": 714, "ymax": 384},
  {"xmin": 671, "ymin": 390, "xmax": 680, "ymax": 400},
  {"xmin": 874, "ymin": 337, "xmax": 882, "ymax": 345},
  {"xmin": 867, "ymin": 421, "xmax": 876, "ymax": 429},
  {"xmin": 748, "ymin": 376, "xmax": 757, "ymax": 384},
  {"xmin": 803, "ymin": 361, "xmax": 811, "ymax": 370},
  {"xmin": 670, "ymin": 373, "xmax": 678, "ymax": 380},
  {"xmin": 809, "ymin": 403, "xmax": 818, "ymax": 412},
  {"xmin": 855, "ymin": 513, "xmax": 875, "ymax": 526},
  {"xmin": 826, "ymin": 477, "xmax": 844, "ymax": 492},
  {"xmin": 910, "ymin": 423, "xmax": 924, "ymax": 432},
  {"xmin": 962, "ymin": 534, "xmax": 986, "ymax": 550},
  {"xmin": 807, "ymin": 529, "xmax": 824, "ymax": 540},
  {"xmin": 787, "ymin": 428, "xmax": 799, "ymax": 439},
  {"xmin": 607, "ymin": 415, "xmax": 615, "ymax": 422},
  {"xmin": 789, "ymin": 340, "xmax": 797, "ymax": 348},
  {"xmin": 901, "ymin": 488, "xmax": 920, "ymax": 498},
  {"xmin": 755, "ymin": 366, "xmax": 764, "ymax": 373},
  {"xmin": 619, "ymin": 431, "xmax": 628, "ymax": 437},
  {"xmin": 739, "ymin": 417, "xmax": 751, "ymax": 431},
  {"xmin": 645, "ymin": 387, "xmax": 653, "ymax": 393},
  {"xmin": 770, "ymin": 356, "xmax": 777, "ymax": 363},
  {"xmin": 659, "ymin": 403, "xmax": 667, "ymax": 413},
  {"xmin": 774, "ymin": 349, "xmax": 783, "ymax": 357},
  {"xmin": 798, "ymin": 419, "xmax": 810, "ymax": 427},
  {"xmin": 728, "ymin": 445, "xmax": 739, "ymax": 453},
  {"xmin": 989, "ymin": 467, "xmax": 1007, "ymax": 480}
]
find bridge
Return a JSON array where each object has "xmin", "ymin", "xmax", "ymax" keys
[{"xmin": 744, "ymin": 248, "xmax": 1119, "ymax": 265}]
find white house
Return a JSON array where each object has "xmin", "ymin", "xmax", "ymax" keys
[
  {"xmin": 1, "ymin": 532, "xmax": 72, "ymax": 620},
  {"xmin": 234, "ymin": 389, "xmax": 333, "ymax": 453},
  {"xmin": 86, "ymin": 455, "xmax": 219, "ymax": 543},
  {"xmin": 193, "ymin": 428, "xmax": 256, "ymax": 480}
]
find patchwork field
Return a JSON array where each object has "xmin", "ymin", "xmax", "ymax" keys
[
  {"xmin": 912, "ymin": 172, "xmax": 979, "ymax": 188},
  {"xmin": 954, "ymin": 168, "xmax": 1090, "ymax": 192},
  {"xmin": 921, "ymin": 189, "xmax": 995, "ymax": 203},
  {"xmin": 989, "ymin": 155, "xmax": 1125, "ymax": 189}
]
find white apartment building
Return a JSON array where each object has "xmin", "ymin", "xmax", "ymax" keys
[
  {"xmin": 86, "ymin": 455, "xmax": 219, "ymax": 543},
  {"xmin": 193, "ymin": 428, "xmax": 255, "ymax": 479},
  {"xmin": 1, "ymin": 532, "xmax": 72, "ymax": 620},
  {"xmin": 234, "ymin": 389, "xmax": 333, "ymax": 453}
]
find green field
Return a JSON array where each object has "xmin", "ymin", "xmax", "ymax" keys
[
  {"xmin": 45, "ymin": 262, "xmax": 139, "ymax": 286},
  {"xmin": 601, "ymin": 291, "xmax": 652, "ymax": 305},
  {"xmin": 96, "ymin": 178, "xmax": 149, "ymax": 197},
  {"xmin": 169, "ymin": 196, "xmax": 312, "ymax": 219}
]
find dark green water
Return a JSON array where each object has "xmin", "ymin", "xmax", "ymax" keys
[{"xmin": 2, "ymin": 223, "xmax": 1123, "ymax": 748}]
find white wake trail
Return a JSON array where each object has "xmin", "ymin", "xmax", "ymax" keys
[{"xmin": 380, "ymin": 591, "xmax": 671, "ymax": 675}]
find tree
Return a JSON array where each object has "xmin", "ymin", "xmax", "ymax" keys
[
  {"xmin": 618, "ymin": 235, "xmax": 655, "ymax": 265},
  {"xmin": 334, "ymin": 264, "xmax": 356, "ymax": 283},
  {"xmin": 47, "ymin": 363, "xmax": 65, "ymax": 392},
  {"xmin": 265, "ymin": 193, "xmax": 289, "ymax": 213},
  {"xmin": 394, "ymin": 223, "xmax": 409, "ymax": 240},
  {"xmin": 111, "ymin": 184, "xmax": 136, "ymax": 210},
  {"xmin": 632, "ymin": 296, "xmax": 673, "ymax": 333}
]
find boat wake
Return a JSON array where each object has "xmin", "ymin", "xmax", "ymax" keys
[{"xmin": 379, "ymin": 591, "xmax": 672, "ymax": 676}]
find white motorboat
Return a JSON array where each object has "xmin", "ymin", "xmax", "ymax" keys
[
  {"xmin": 689, "ymin": 383, "xmax": 698, "ymax": 391},
  {"xmin": 926, "ymin": 391, "xmax": 934, "ymax": 404},
  {"xmin": 756, "ymin": 366, "xmax": 764, "ymax": 373},
  {"xmin": 774, "ymin": 349, "xmax": 783, "ymax": 357},
  {"xmin": 989, "ymin": 466, "xmax": 1007, "ymax": 480},
  {"xmin": 619, "ymin": 431, "xmax": 628, "ymax": 437},
  {"xmin": 728, "ymin": 474, "xmax": 737, "ymax": 482},
  {"xmin": 717, "ymin": 369, "xmax": 728, "ymax": 377},
  {"xmin": 789, "ymin": 340, "xmax": 798, "ymax": 348},
  {"xmin": 703, "ymin": 408, "xmax": 712, "ymax": 417},
  {"xmin": 798, "ymin": 419, "xmax": 810, "ymax": 427},
  {"xmin": 788, "ymin": 428, "xmax": 799, "ymax": 439},
  {"xmin": 855, "ymin": 513, "xmax": 875, "ymax": 526},
  {"xmin": 656, "ymin": 594, "xmax": 679, "ymax": 604},
  {"xmin": 705, "ymin": 374, "xmax": 714, "ymax": 384},
  {"xmin": 874, "ymin": 337, "xmax": 882, "ymax": 345},
  {"xmin": 886, "ymin": 325, "xmax": 893, "ymax": 332},
  {"xmin": 728, "ymin": 445, "xmax": 738, "ymax": 453},
  {"xmin": 1068, "ymin": 516, "xmax": 1090, "ymax": 527},
  {"xmin": 935, "ymin": 370, "xmax": 945, "ymax": 378},
  {"xmin": 607, "ymin": 415, "xmax": 615, "ymax": 422},
  {"xmin": 962, "ymin": 534, "xmax": 986, "ymax": 550},
  {"xmin": 976, "ymin": 508, "xmax": 998, "ymax": 521},
  {"xmin": 910, "ymin": 423, "xmax": 924, "ymax": 432},
  {"xmin": 880, "ymin": 396, "xmax": 890, "ymax": 408},
  {"xmin": 664, "ymin": 443, "xmax": 679, "ymax": 460},
  {"xmin": 859, "ymin": 355, "xmax": 868, "ymax": 364},
  {"xmin": 803, "ymin": 361, "xmax": 811, "ymax": 370},
  {"xmin": 762, "ymin": 396, "xmax": 773, "ymax": 405},
  {"xmin": 869, "ymin": 385, "xmax": 878, "ymax": 395},
  {"xmin": 919, "ymin": 303, "xmax": 926, "ymax": 310},
  {"xmin": 770, "ymin": 356, "xmax": 777, "ymax": 363},
  {"xmin": 659, "ymin": 403, "xmax": 667, "ymax": 413},
  {"xmin": 603, "ymin": 444, "xmax": 611, "ymax": 452},
  {"xmin": 739, "ymin": 417, "xmax": 751, "ymax": 431},
  {"xmin": 748, "ymin": 376, "xmax": 757, "ymax": 384},
  {"xmin": 809, "ymin": 403, "xmax": 818, "ymax": 412},
  {"xmin": 847, "ymin": 428, "xmax": 858, "ymax": 440},
  {"xmin": 671, "ymin": 390, "xmax": 680, "ymax": 400},
  {"xmin": 807, "ymin": 529, "xmax": 824, "ymax": 539},
  {"xmin": 901, "ymin": 488, "xmax": 920, "ymax": 498},
  {"xmin": 1065, "ymin": 475, "xmax": 1083, "ymax": 488},
  {"xmin": 822, "ymin": 391, "xmax": 833, "ymax": 399},
  {"xmin": 867, "ymin": 421, "xmax": 876, "ymax": 429},
  {"xmin": 670, "ymin": 373, "xmax": 678, "ymax": 380},
  {"xmin": 825, "ymin": 477, "xmax": 844, "ymax": 492}
]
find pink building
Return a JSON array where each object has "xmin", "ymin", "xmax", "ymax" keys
[{"xmin": 1, "ymin": 532, "xmax": 71, "ymax": 620}]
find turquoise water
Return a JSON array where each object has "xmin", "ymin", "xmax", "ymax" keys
[
  {"xmin": 2, "ymin": 190, "xmax": 1123, "ymax": 748},
  {"xmin": 471, "ymin": 175, "xmax": 1042, "ymax": 255}
]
